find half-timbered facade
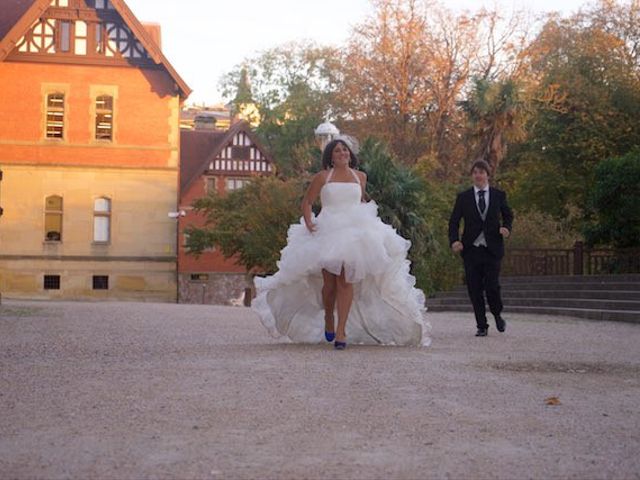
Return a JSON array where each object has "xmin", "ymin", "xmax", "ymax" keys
[
  {"xmin": 0, "ymin": 0, "xmax": 191, "ymax": 301},
  {"xmin": 179, "ymin": 121, "xmax": 274, "ymax": 304}
]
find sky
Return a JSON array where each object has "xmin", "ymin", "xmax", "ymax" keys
[{"xmin": 126, "ymin": 0, "xmax": 592, "ymax": 105}]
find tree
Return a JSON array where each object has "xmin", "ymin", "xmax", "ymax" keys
[
  {"xmin": 331, "ymin": 0, "xmax": 531, "ymax": 181},
  {"xmin": 333, "ymin": 0, "xmax": 477, "ymax": 174},
  {"xmin": 220, "ymin": 42, "xmax": 338, "ymax": 178},
  {"xmin": 185, "ymin": 177, "xmax": 303, "ymax": 274},
  {"xmin": 460, "ymin": 77, "xmax": 530, "ymax": 175},
  {"xmin": 503, "ymin": 4, "xmax": 640, "ymax": 220},
  {"xmin": 584, "ymin": 149, "xmax": 640, "ymax": 248},
  {"xmin": 230, "ymin": 67, "xmax": 261, "ymax": 127},
  {"xmin": 359, "ymin": 138, "xmax": 462, "ymax": 293},
  {"xmin": 360, "ymin": 138, "xmax": 430, "ymax": 254},
  {"xmin": 233, "ymin": 67, "xmax": 254, "ymax": 105}
]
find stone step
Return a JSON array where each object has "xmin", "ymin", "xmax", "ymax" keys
[
  {"xmin": 433, "ymin": 290, "xmax": 640, "ymax": 301},
  {"xmin": 426, "ymin": 304, "xmax": 640, "ymax": 323},
  {"xmin": 450, "ymin": 282, "xmax": 640, "ymax": 292},
  {"xmin": 501, "ymin": 274, "xmax": 640, "ymax": 283},
  {"xmin": 428, "ymin": 297, "xmax": 640, "ymax": 311}
]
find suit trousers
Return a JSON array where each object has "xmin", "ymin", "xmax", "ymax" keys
[{"xmin": 463, "ymin": 245, "xmax": 503, "ymax": 329}]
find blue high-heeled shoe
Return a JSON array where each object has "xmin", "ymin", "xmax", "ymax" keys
[
  {"xmin": 334, "ymin": 340, "xmax": 347, "ymax": 350},
  {"xmin": 324, "ymin": 330, "xmax": 335, "ymax": 342}
]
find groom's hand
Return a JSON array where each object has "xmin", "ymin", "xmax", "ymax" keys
[
  {"xmin": 500, "ymin": 227, "xmax": 510, "ymax": 238},
  {"xmin": 451, "ymin": 241, "xmax": 463, "ymax": 253}
]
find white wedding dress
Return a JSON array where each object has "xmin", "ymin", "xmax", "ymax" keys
[{"xmin": 252, "ymin": 168, "xmax": 431, "ymax": 346}]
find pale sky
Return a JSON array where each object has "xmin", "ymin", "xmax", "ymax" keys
[{"xmin": 126, "ymin": 0, "xmax": 592, "ymax": 105}]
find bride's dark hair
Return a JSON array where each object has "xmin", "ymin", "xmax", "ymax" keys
[{"xmin": 321, "ymin": 139, "xmax": 359, "ymax": 169}]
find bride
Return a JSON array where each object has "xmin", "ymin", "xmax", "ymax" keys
[{"xmin": 252, "ymin": 138, "xmax": 430, "ymax": 349}]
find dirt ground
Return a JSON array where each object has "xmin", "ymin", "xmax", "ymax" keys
[{"xmin": 1, "ymin": 300, "xmax": 639, "ymax": 479}]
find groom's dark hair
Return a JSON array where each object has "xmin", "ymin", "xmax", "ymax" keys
[
  {"xmin": 470, "ymin": 159, "xmax": 491, "ymax": 175},
  {"xmin": 322, "ymin": 139, "xmax": 359, "ymax": 170}
]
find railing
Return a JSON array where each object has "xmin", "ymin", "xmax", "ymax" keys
[{"xmin": 503, "ymin": 242, "xmax": 640, "ymax": 276}]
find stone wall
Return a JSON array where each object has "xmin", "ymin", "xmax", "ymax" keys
[
  {"xmin": 0, "ymin": 259, "xmax": 177, "ymax": 302},
  {"xmin": 179, "ymin": 272, "xmax": 254, "ymax": 306}
]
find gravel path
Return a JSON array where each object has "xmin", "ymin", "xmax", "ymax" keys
[{"xmin": 1, "ymin": 300, "xmax": 639, "ymax": 480}]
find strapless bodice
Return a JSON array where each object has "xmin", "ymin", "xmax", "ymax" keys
[{"xmin": 320, "ymin": 182, "xmax": 361, "ymax": 209}]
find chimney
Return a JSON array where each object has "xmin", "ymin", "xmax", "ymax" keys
[{"xmin": 194, "ymin": 113, "xmax": 217, "ymax": 131}]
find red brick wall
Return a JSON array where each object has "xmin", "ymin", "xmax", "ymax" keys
[
  {"xmin": 178, "ymin": 174, "xmax": 246, "ymax": 273},
  {"xmin": 0, "ymin": 61, "xmax": 177, "ymax": 168}
]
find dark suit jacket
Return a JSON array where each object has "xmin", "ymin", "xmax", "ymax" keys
[{"xmin": 448, "ymin": 187, "xmax": 513, "ymax": 259}]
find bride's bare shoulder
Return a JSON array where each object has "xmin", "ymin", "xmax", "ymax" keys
[{"xmin": 312, "ymin": 170, "xmax": 330, "ymax": 183}]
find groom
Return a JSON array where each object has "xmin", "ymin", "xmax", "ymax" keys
[{"xmin": 448, "ymin": 159, "xmax": 513, "ymax": 337}]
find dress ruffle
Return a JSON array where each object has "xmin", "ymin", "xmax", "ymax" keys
[{"xmin": 252, "ymin": 183, "xmax": 431, "ymax": 346}]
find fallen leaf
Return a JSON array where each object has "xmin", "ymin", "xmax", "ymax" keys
[{"xmin": 545, "ymin": 396, "xmax": 562, "ymax": 405}]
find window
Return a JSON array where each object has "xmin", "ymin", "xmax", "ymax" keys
[
  {"xmin": 226, "ymin": 178, "xmax": 250, "ymax": 191},
  {"xmin": 190, "ymin": 273, "xmax": 209, "ymax": 282},
  {"xmin": 50, "ymin": 0, "xmax": 69, "ymax": 6},
  {"xmin": 60, "ymin": 21, "xmax": 71, "ymax": 52},
  {"xmin": 44, "ymin": 195, "xmax": 63, "ymax": 241},
  {"xmin": 93, "ymin": 197, "xmax": 111, "ymax": 243},
  {"xmin": 232, "ymin": 146, "xmax": 251, "ymax": 160},
  {"xmin": 44, "ymin": 275, "xmax": 60, "ymax": 290},
  {"xmin": 94, "ymin": 0, "xmax": 113, "ymax": 8},
  {"xmin": 93, "ymin": 275, "xmax": 109, "ymax": 290},
  {"xmin": 16, "ymin": 18, "xmax": 56, "ymax": 54},
  {"xmin": 103, "ymin": 22, "xmax": 141, "ymax": 58},
  {"xmin": 95, "ymin": 23, "xmax": 103, "ymax": 54},
  {"xmin": 46, "ymin": 93, "xmax": 65, "ymax": 139},
  {"xmin": 74, "ymin": 20, "xmax": 87, "ymax": 55},
  {"xmin": 95, "ymin": 95, "xmax": 113, "ymax": 140},
  {"xmin": 206, "ymin": 177, "xmax": 216, "ymax": 194}
]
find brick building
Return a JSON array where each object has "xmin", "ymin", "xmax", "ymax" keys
[
  {"xmin": 0, "ymin": 0, "xmax": 190, "ymax": 301},
  {"xmin": 178, "ymin": 121, "xmax": 274, "ymax": 304}
]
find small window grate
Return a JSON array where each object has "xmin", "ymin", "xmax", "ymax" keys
[
  {"xmin": 93, "ymin": 275, "xmax": 109, "ymax": 290},
  {"xmin": 44, "ymin": 275, "xmax": 60, "ymax": 290}
]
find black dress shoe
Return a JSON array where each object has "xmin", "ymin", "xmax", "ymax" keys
[
  {"xmin": 475, "ymin": 328, "xmax": 488, "ymax": 337},
  {"xmin": 495, "ymin": 316, "xmax": 506, "ymax": 333}
]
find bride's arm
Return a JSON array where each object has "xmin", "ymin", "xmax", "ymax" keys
[
  {"xmin": 358, "ymin": 171, "xmax": 368, "ymax": 202},
  {"xmin": 301, "ymin": 172, "xmax": 325, "ymax": 232}
]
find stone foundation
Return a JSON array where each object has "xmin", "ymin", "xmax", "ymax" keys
[
  {"xmin": 178, "ymin": 272, "xmax": 254, "ymax": 306},
  {"xmin": 0, "ymin": 259, "xmax": 177, "ymax": 303}
]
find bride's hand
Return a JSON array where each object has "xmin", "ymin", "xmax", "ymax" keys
[{"xmin": 305, "ymin": 221, "xmax": 317, "ymax": 233}]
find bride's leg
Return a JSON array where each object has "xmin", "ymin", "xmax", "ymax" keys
[
  {"xmin": 321, "ymin": 269, "xmax": 337, "ymax": 333},
  {"xmin": 335, "ymin": 267, "xmax": 353, "ymax": 342}
]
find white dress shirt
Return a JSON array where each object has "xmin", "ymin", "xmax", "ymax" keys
[{"xmin": 473, "ymin": 184, "xmax": 489, "ymax": 247}]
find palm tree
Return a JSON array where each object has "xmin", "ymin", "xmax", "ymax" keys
[
  {"xmin": 359, "ymin": 138, "xmax": 464, "ymax": 294},
  {"xmin": 461, "ymin": 77, "xmax": 530, "ymax": 175},
  {"xmin": 359, "ymin": 138, "xmax": 429, "ymax": 247}
]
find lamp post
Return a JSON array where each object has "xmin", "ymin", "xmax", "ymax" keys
[{"xmin": 168, "ymin": 209, "xmax": 186, "ymax": 303}]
